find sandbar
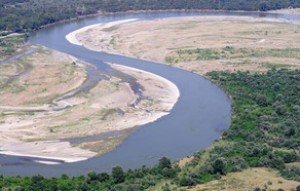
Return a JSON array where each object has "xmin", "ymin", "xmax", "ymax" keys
[
  {"xmin": 68, "ymin": 16, "xmax": 300, "ymax": 75},
  {"xmin": 0, "ymin": 45, "xmax": 180, "ymax": 163}
]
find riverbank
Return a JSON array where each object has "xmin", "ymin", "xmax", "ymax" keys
[
  {"xmin": 268, "ymin": 8, "xmax": 300, "ymax": 15},
  {"xmin": 0, "ymin": 44, "xmax": 179, "ymax": 163},
  {"xmin": 66, "ymin": 18, "xmax": 138, "ymax": 53},
  {"xmin": 68, "ymin": 16, "xmax": 300, "ymax": 75},
  {"xmin": 61, "ymin": 15, "xmax": 300, "ymax": 190}
]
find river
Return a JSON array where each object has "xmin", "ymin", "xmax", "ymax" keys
[{"xmin": 1, "ymin": 11, "xmax": 299, "ymax": 177}]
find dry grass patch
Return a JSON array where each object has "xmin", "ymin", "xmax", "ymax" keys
[
  {"xmin": 0, "ymin": 47, "xmax": 86, "ymax": 106},
  {"xmin": 187, "ymin": 168, "xmax": 299, "ymax": 191},
  {"xmin": 74, "ymin": 16, "xmax": 300, "ymax": 75}
]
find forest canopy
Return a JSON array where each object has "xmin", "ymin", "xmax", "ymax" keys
[{"xmin": 1, "ymin": 0, "xmax": 300, "ymax": 32}]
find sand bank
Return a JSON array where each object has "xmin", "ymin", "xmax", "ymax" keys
[
  {"xmin": 268, "ymin": 8, "xmax": 300, "ymax": 15},
  {"xmin": 67, "ymin": 16, "xmax": 300, "ymax": 75},
  {"xmin": 0, "ymin": 45, "xmax": 180, "ymax": 163},
  {"xmin": 109, "ymin": 63, "xmax": 180, "ymax": 127},
  {"xmin": 0, "ymin": 140, "xmax": 94, "ymax": 163},
  {"xmin": 66, "ymin": 18, "xmax": 138, "ymax": 49}
]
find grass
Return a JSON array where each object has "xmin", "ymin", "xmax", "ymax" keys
[
  {"xmin": 0, "ymin": 73, "xmax": 26, "ymax": 95},
  {"xmin": 260, "ymin": 62, "xmax": 293, "ymax": 69},
  {"xmin": 187, "ymin": 168, "xmax": 300, "ymax": 191},
  {"xmin": 76, "ymin": 132, "xmax": 130, "ymax": 156},
  {"xmin": 165, "ymin": 47, "xmax": 300, "ymax": 64},
  {"xmin": 95, "ymin": 108, "xmax": 117, "ymax": 120},
  {"xmin": 49, "ymin": 108, "xmax": 118, "ymax": 133},
  {"xmin": 28, "ymin": 94, "xmax": 60, "ymax": 105},
  {"xmin": 0, "ymin": 35, "xmax": 27, "ymax": 60},
  {"xmin": 2, "ymin": 82, "xmax": 26, "ymax": 94},
  {"xmin": 224, "ymin": 60, "xmax": 294, "ymax": 69},
  {"xmin": 0, "ymin": 57, "xmax": 33, "ymax": 97}
]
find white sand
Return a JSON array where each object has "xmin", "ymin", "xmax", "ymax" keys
[
  {"xmin": 66, "ymin": 18, "xmax": 139, "ymax": 46},
  {"xmin": 0, "ymin": 19, "xmax": 182, "ymax": 164},
  {"xmin": 110, "ymin": 63, "xmax": 180, "ymax": 127},
  {"xmin": 0, "ymin": 63, "xmax": 180, "ymax": 164},
  {"xmin": 0, "ymin": 140, "xmax": 96, "ymax": 163},
  {"xmin": 66, "ymin": 19, "xmax": 180, "ymax": 128},
  {"xmin": 268, "ymin": 8, "xmax": 300, "ymax": 15},
  {"xmin": 65, "ymin": 19, "xmax": 181, "ymax": 130}
]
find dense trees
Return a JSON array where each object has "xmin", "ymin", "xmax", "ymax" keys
[
  {"xmin": 176, "ymin": 69, "xmax": 300, "ymax": 186},
  {"xmin": 0, "ymin": 160, "xmax": 178, "ymax": 190},
  {"xmin": 1, "ymin": 0, "xmax": 300, "ymax": 33},
  {"xmin": 158, "ymin": 157, "xmax": 177, "ymax": 178},
  {"xmin": 101, "ymin": 0, "xmax": 300, "ymax": 12},
  {"xmin": 0, "ymin": 67, "xmax": 299, "ymax": 190},
  {"xmin": 112, "ymin": 166, "xmax": 125, "ymax": 183}
]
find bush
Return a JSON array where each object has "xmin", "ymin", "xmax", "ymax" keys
[
  {"xmin": 112, "ymin": 166, "xmax": 125, "ymax": 184},
  {"xmin": 212, "ymin": 158, "xmax": 227, "ymax": 175}
]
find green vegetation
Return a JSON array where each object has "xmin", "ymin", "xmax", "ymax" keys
[
  {"xmin": 1, "ymin": 69, "xmax": 299, "ymax": 190},
  {"xmin": 165, "ymin": 47, "xmax": 300, "ymax": 63},
  {"xmin": 0, "ymin": 35, "xmax": 27, "ymax": 60},
  {"xmin": 0, "ymin": 158, "xmax": 177, "ymax": 191},
  {"xmin": 177, "ymin": 69, "xmax": 300, "ymax": 186},
  {"xmin": 281, "ymin": 167, "xmax": 300, "ymax": 181},
  {"xmin": 1, "ymin": 1, "xmax": 300, "ymax": 189},
  {"xmin": 0, "ymin": 61, "xmax": 30, "ymax": 95},
  {"xmin": 1, "ymin": 0, "xmax": 300, "ymax": 33}
]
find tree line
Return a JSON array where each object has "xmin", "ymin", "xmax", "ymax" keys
[
  {"xmin": 179, "ymin": 68, "xmax": 300, "ymax": 185},
  {"xmin": 1, "ymin": 69, "xmax": 299, "ymax": 190},
  {"xmin": 1, "ymin": 0, "xmax": 300, "ymax": 33}
]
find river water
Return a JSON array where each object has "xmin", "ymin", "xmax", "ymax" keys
[{"xmin": 1, "ymin": 11, "xmax": 299, "ymax": 177}]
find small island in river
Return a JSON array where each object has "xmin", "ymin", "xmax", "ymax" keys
[{"xmin": 0, "ymin": 41, "xmax": 179, "ymax": 163}]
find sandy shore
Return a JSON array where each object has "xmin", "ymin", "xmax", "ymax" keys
[
  {"xmin": 68, "ymin": 16, "xmax": 300, "ymax": 75},
  {"xmin": 66, "ymin": 18, "xmax": 138, "ymax": 52},
  {"xmin": 0, "ymin": 45, "xmax": 180, "ymax": 163},
  {"xmin": 268, "ymin": 8, "xmax": 300, "ymax": 15},
  {"xmin": 109, "ymin": 63, "xmax": 180, "ymax": 125},
  {"xmin": 0, "ymin": 141, "xmax": 94, "ymax": 163},
  {"xmin": 66, "ymin": 20, "xmax": 180, "ymax": 130}
]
